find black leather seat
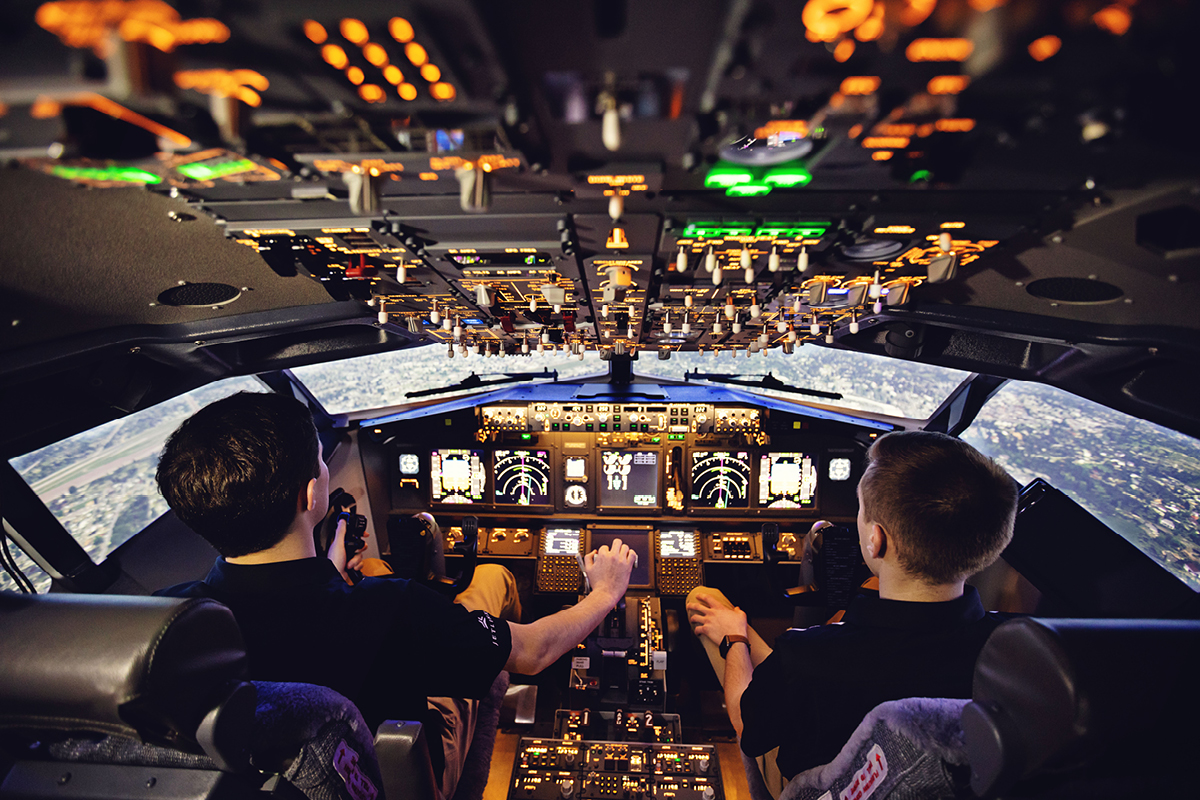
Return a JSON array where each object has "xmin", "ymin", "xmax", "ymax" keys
[
  {"xmin": 962, "ymin": 616, "xmax": 1200, "ymax": 798},
  {"xmin": 0, "ymin": 592, "xmax": 441, "ymax": 800}
]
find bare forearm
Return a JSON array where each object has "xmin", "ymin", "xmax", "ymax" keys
[
  {"xmin": 505, "ymin": 590, "xmax": 621, "ymax": 674},
  {"xmin": 723, "ymin": 645, "xmax": 754, "ymax": 738}
]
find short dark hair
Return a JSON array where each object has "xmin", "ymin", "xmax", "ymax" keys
[
  {"xmin": 859, "ymin": 431, "xmax": 1017, "ymax": 585},
  {"xmin": 156, "ymin": 391, "xmax": 320, "ymax": 557}
]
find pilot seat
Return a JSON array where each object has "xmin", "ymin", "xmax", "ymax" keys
[{"xmin": 0, "ymin": 592, "xmax": 504, "ymax": 800}]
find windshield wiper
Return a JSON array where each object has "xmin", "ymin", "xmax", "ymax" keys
[
  {"xmin": 684, "ymin": 371, "xmax": 843, "ymax": 401},
  {"xmin": 405, "ymin": 369, "xmax": 559, "ymax": 399}
]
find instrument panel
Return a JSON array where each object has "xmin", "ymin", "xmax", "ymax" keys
[{"xmin": 387, "ymin": 402, "xmax": 863, "ymax": 518}]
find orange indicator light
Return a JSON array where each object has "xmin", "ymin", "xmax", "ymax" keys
[
  {"xmin": 754, "ymin": 120, "xmax": 809, "ymax": 139},
  {"xmin": 389, "ymin": 17, "xmax": 414, "ymax": 43},
  {"xmin": 802, "ymin": 0, "xmax": 874, "ymax": 42},
  {"xmin": 419, "ymin": 172, "xmax": 438, "ymax": 181},
  {"xmin": 363, "ymin": 43, "xmax": 388, "ymax": 66},
  {"xmin": 1028, "ymin": 35, "xmax": 1062, "ymax": 62},
  {"xmin": 940, "ymin": 222, "xmax": 966, "ymax": 228},
  {"xmin": 398, "ymin": 83, "xmax": 418, "ymax": 101},
  {"xmin": 383, "ymin": 65, "xmax": 403, "ymax": 85},
  {"xmin": 862, "ymin": 136, "xmax": 909, "ymax": 149},
  {"xmin": 935, "ymin": 118, "xmax": 976, "ymax": 132},
  {"xmin": 874, "ymin": 225, "xmax": 915, "ymax": 234},
  {"xmin": 927, "ymin": 75, "xmax": 971, "ymax": 95},
  {"xmin": 1093, "ymin": 5, "xmax": 1132, "ymax": 36},
  {"xmin": 346, "ymin": 66, "xmax": 365, "ymax": 85},
  {"xmin": 906, "ymin": 38, "xmax": 975, "ymax": 62},
  {"xmin": 340, "ymin": 18, "xmax": 369, "ymax": 45},
  {"xmin": 840, "ymin": 76, "xmax": 881, "ymax": 95},
  {"xmin": 405, "ymin": 42, "xmax": 428, "ymax": 66},
  {"xmin": 876, "ymin": 123, "xmax": 916, "ymax": 136},
  {"xmin": 31, "ymin": 97, "xmax": 62, "ymax": 118},
  {"xmin": 322, "ymin": 44, "xmax": 348, "ymax": 69},
  {"xmin": 420, "ymin": 63, "xmax": 441, "ymax": 82},
  {"xmin": 833, "ymin": 39, "xmax": 855, "ymax": 62},
  {"xmin": 968, "ymin": 0, "xmax": 1008, "ymax": 10},
  {"xmin": 871, "ymin": 151, "xmax": 894, "ymax": 161},
  {"xmin": 359, "ymin": 84, "xmax": 385, "ymax": 103},
  {"xmin": 899, "ymin": 0, "xmax": 937, "ymax": 27},
  {"xmin": 303, "ymin": 20, "xmax": 326, "ymax": 44},
  {"xmin": 848, "ymin": 124, "xmax": 863, "ymax": 138},
  {"xmin": 430, "ymin": 82, "xmax": 456, "ymax": 101},
  {"xmin": 175, "ymin": 69, "xmax": 269, "ymax": 107},
  {"xmin": 855, "ymin": 3, "xmax": 884, "ymax": 42}
]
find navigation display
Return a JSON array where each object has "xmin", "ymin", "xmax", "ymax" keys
[
  {"xmin": 543, "ymin": 527, "xmax": 581, "ymax": 555},
  {"xmin": 690, "ymin": 451, "xmax": 752, "ymax": 509},
  {"xmin": 659, "ymin": 530, "xmax": 697, "ymax": 558},
  {"xmin": 758, "ymin": 452, "xmax": 818, "ymax": 509},
  {"xmin": 590, "ymin": 527, "xmax": 652, "ymax": 587},
  {"xmin": 599, "ymin": 450, "xmax": 660, "ymax": 509},
  {"xmin": 493, "ymin": 449, "xmax": 552, "ymax": 506},
  {"xmin": 430, "ymin": 449, "xmax": 486, "ymax": 504}
]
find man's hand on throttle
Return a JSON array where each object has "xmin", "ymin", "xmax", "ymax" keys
[
  {"xmin": 584, "ymin": 537, "xmax": 635, "ymax": 603},
  {"xmin": 687, "ymin": 590, "xmax": 750, "ymax": 646}
]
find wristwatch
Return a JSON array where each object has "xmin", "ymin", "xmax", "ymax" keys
[{"xmin": 719, "ymin": 634, "xmax": 750, "ymax": 659}]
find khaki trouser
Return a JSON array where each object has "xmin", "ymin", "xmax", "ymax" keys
[
  {"xmin": 686, "ymin": 585, "xmax": 787, "ymax": 799},
  {"xmin": 428, "ymin": 564, "xmax": 521, "ymax": 799}
]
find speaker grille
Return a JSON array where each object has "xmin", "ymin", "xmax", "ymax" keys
[{"xmin": 157, "ymin": 283, "xmax": 241, "ymax": 307}]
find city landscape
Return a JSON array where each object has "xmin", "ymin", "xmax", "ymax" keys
[{"xmin": 5, "ymin": 344, "xmax": 1197, "ymax": 593}]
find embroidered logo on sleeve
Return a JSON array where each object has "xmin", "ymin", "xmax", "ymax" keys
[
  {"xmin": 839, "ymin": 743, "xmax": 888, "ymax": 800},
  {"xmin": 333, "ymin": 739, "xmax": 378, "ymax": 800},
  {"xmin": 474, "ymin": 611, "xmax": 501, "ymax": 647}
]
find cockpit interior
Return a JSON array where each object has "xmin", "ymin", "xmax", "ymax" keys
[{"xmin": 2, "ymin": 1, "xmax": 1199, "ymax": 798}]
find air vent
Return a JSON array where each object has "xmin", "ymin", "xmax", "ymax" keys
[
  {"xmin": 1135, "ymin": 205, "xmax": 1200, "ymax": 258},
  {"xmin": 157, "ymin": 282, "xmax": 241, "ymax": 307},
  {"xmin": 1026, "ymin": 278, "xmax": 1122, "ymax": 303}
]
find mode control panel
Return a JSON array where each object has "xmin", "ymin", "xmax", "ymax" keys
[{"xmin": 511, "ymin": 740, "xmax": 721, "ymax": 800}]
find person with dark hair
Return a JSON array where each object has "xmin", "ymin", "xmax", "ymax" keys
[
  {"xmin": 156, "ymin": 391, "xmax": 635, "ymax": 798},
  {"xmin": 686, "ymin": 430, "xmax": 1018, "ymax": 788}
]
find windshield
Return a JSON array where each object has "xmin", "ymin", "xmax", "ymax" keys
[
  {"xmin": 960, "ymin": 381, "xmax": 1200, "ymax": 591},
  {"xmin": 6, "ymin": 375, "xmax": 267, "ymax": 590},
  {"xmin": 294, "ymin": 343, "xmax": 970, "ymax": 420},
  {"xmin": 293, "ymin": 346, "xmax": 607, "ymax": 416}
]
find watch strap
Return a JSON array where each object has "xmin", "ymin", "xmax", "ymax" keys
[{"xmin": 720, "ymin": 634, "xmax": 751, "ymax": 659}]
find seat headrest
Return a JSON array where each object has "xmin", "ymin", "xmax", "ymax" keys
[
  {"xmin": 962, "ymin": 617, "xmax": 1200, "ymax": 797},
  {"xmin": 0, "ymin": 592, "xmax": 248, "ymax": 751}
]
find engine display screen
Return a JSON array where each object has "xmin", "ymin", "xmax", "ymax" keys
[
  {"xmin": 689, "ymin": 451, "xmax": 752, "ymax": 509},
  {"xmin": 599, "ymin": 450, "xmax": 660, "ymax": 510},
  {"xmin": 431, "ymin": 449, "xmax": 486, "ymax": 504},
  {"xmin": 589, "ymin": 528, "xmax": 652, "ymax": 587},
  {"xmin": 659, "ymin": 530, "xmax": 697, "ymax": 558},
  {"xmin": 543, "ymin": 527, "xmax": 582, "ymax": 555},
  {"xmin": 758, "ymin": 452, "xmax": 818, "ymax": 509},
  {"xmin": 493, "ymin": 449, "xmax": 552, "ymax": 506}
]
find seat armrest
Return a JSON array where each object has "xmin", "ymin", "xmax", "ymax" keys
[{"xmin": 374, "ymin": 721, "xmax": 440, "ymax": 800}]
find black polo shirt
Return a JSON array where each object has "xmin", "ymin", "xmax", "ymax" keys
[
  {"xmin": 739, "ymin": 586, "xmax": 1006, "ymax": 778},
  {"xmin": 157, "ymin": 558, "xmax": 511, "ymax": 779}
]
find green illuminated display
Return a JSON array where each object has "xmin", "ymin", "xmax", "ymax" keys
[
  {"xmin": 754, "ymin": 224, "xmax": 828, "ymax": 238},
  {"xmin": 680, "ymin": 222, "xmax": 756, "ymax": 238},
  {"xmin": 680, "ymin": 223, "xmax": 829, "ymax": 240},
  {"xmin": 703, "ymin": 161, "xmax": 755, "ymax": 188},
  {"xmin": 763, "ymin": 164, "xmax": 812, "ymax": 187},
  {"xmin": 177, "ymin": 159, "xmax": 257, "ymax": 180},
  {"xmin": 909, "ymin": 170, "xmax": 933, "ymax": 184},
  {"xmin": 724, "ymin": 182, "xmax": 773, "ymax": 197},
  {"xmin": 50, "ymin": 165, "xmax": 162, "ymax": 184}
]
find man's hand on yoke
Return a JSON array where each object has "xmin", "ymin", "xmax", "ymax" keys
[{"xmin": 584, "ymin": 537, "xmax": 636, "ymax": 604}]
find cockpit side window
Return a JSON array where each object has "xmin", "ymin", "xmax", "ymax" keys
[
  {"xmin": 960, "ymin": 381, "xmax": 1200, "ymax": 590},
  {"xmin": 6, "ymin": 376, "xmax": 268, "ymax": 582}
]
